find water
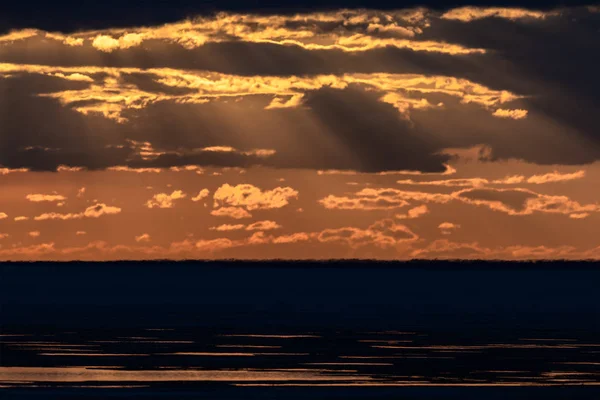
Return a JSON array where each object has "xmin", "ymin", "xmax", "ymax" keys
[{"xmin": 1, "ymin": 261, "xmax": 599, "ymax": 399}]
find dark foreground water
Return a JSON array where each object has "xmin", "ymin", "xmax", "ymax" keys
[{"xmin": 1, "ymin": 261, "xmax": 599, "ymax": 399}]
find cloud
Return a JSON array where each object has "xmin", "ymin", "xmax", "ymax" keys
[
  {"xmin": 0, "ymin": 233, "xmax": 9, "ymax": 239},
  {"xmin": 145, "ymin": 190, "xmax": 186, "ymax": 208},
  {"xmin": 210, "ymin": 224, "xmax": 246, "ymax": 231},
  {"xmin": 14, "ymin": 216, "xmax": 28, "ymax": 221},
  {"xmin": 245, "ymin": 220, "xmax": 282, "ymax": 231},
  {"xmin": 438, "ymin": 222, "xmax": 461, "ymax": 235},
  {"xmin": 395, "ymin": 205, "xmax": 429, "ymax": 219},
  {"xmin": 441, "ymin": 7, "xmax": 553, "ymax": 22},
  {"xmin": 135, "ymin": 233, "xmax": 151, "ymax": 243},
  {"xmin": 318, "ymin": 218, "xmax": 418, "ymax": 249},
  {"xmin": 194, "ymin": 238, "xmax": 235, "ymax": 253},
  {"xmin": 34, "ymin": 203, "xmax": 122, "ymax": 220},
  {"xmin": 492, "ymin": 108, "xmax": 528, "ymax": 120},
  {"xmin": 569, "ymin": 213, "xmax": 590, "ymax": 219},
  {"xmin": 0, "ymin": 6, "xmax": 600, "ymax": 179},
  {"xmin": 396, "ymin": 178, "xmax": 488, "ymax": 187},
  {"xmin": 1, "ymin": 11, "xmax": 478, "ymax": 56},
  {"xmin": 210, "ymin": 207, "xmax": 252, "ymax": 219},
  {"xmin": 0, "ymin": 167, "xmax": 28, "ymax": 175},
  {"xmin": 318, "ymin": 195, "xmax": 410, "ymax": 210},
  {"xmin": 271, "ymin": 232, "xmax": 312, "ymax": 244},
  {"xmin": 28, "ymin": 231, "xmax": 41, "ymax": 238},
  {"xmin": 25, "ymin": 193, "xmax": 67, "ymax": 202},
  {"xmin": 320, "ymin": 188, "xmax": 452, "ymax": 211},
  {"xmin": 0, "ymin": 212, "xmax": 7, "ymax": 220},
  {"xmin": 411, "ymin": 239, "xmax": 489, "ymax": 258},
  {"xmin": 76, "ymin": 231, "xmax": 87, "ymax": 235},
  {"xmin": 526, "ymin": 170, "xmax": 586, "ymax": 184},
  {"xmin": 213, "ymin": 184, "xmax": 298, "ymax": 210},
  {"xmin": 454, "ymin": 188, "xmax": 600, "ymax": 217},
  {"xmin": 108, "ymin": 166, "xmax": 162, "ymax": 173},
  {"xmin": 191, "ymin": 189, "xmax": 210, "ymax": 202}
]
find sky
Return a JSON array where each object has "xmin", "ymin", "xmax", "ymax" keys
[{"xmin": 0, "ymin": 2, "xmax": 599, "ymax": 260}]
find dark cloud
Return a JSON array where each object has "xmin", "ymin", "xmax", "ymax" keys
[
  {"xmin": 1, "ymin": 6, "xmax": 600, "ymax": 172},
  {"xmin": 1, "ymin": 1, "xmax": 588, "ymax": 33}
]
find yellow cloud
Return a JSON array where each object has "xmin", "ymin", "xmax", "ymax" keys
[
  {"xmin": 135, "ymin": 234, "xmax": 151, "ymax": 243},
  {"xmin": 210, "ymin": 207, "xmax": 253, "ymax": 219},
  {"xmin": 34, "ymin": 204, "xmax": 122, "ymax": 220},
  {"xmin": 441, "ymin": 7, "xmax": 553, "ymax": 22},
  {"xmin": 395, "ymin": 205, "xmax": 429, "ymax": 219},
  {"xmin": 191, "ymin": 189, "xmax": 210, "ymax": 202},
  {"xmin": 526, "ymin": 170, "xmax": 585, "ymax": 184},
  {"xmin": 210, "ymin": 224, "xmax": 246, "ymax": 231},
  {"xmin": 145, "ymin": 190, "xmax": 187, "ymax": 209},
  {"xmin": 493, "ymin": 108, "xmax": 528, "ymax": 119},
  {"xmin": 213, "ymin": 184, "xmax": 298, "ymax": 210},
  {"xmin": 0, "ymin": 63, "xmax": 523, "ymax": 122},
  {"xmin": 25, "ymin": 194, "xmax": 67, "ymax": 202},
  {"xmin": 246, "ymin": 220, "xmax": 282, "ymax": 231},
  {"xmin": 438, "ymin": 222, "xmax": 461, "ymax": 235}
]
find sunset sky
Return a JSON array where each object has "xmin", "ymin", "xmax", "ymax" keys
[{"xmin": 1, "ymin": 2, "xmax": 599, "ymax": 260}]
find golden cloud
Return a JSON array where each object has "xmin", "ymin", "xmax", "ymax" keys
[
  {"xmin": 526, "ymin": 170, "xmax": 586, "ymax": 184},
  {"xmin": 395, "ymin": 205, "xmax": 429, "ymax": 219},
  {"xmin": 210, "ymin": 207, "xmax": 253, "ymax": 219},
  {"xmin": 0, "ymin": 63, "xmax": 523, "ymax": 122},
  {"xmin": 438, "ymin": 222, "xmax": 461, "ymax": 235},
  {"xmin": 213, "ymin": 184, "xmax": 298, "ymax": 210},
  {"xmin": 318, "ymin": 219, "xmax": 418, "ymax": 249},
  {"xmin": 245, "ymin": 220, "xmax": 282, "ymax": 231},
  {"xmin": 1, "ymin": 11, "xmax": 476, "ymax": 55},
  {"xmin": 492, "ymin": 108, "xmax": 528, "ymax": 120},
  {"xmin": 191, "ymin": 189, "xmax": 210, "ymax": 202},
  {"xmin": 441, "ymin": 7, "xmax": 553, "ymax": 22},
  {"xmin": 25, "ymin": 194, "xmax": 67, "ymax": 203},
  {"xmin": 210, "ymin": 224, "xmax": 246, "ymax": 231},
  {"xmin": 145, "ymin": 190, "xmax": 187, "ymax": 209},
  {"xmin": 34, "ymin": 203, "xmax": 122, "ymax": 220},
  {"xmin": 135, "ymin": 233, "xmax": 151, "ymax": 243}
]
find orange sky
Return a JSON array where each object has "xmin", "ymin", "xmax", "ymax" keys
[{"xmin": 1, "ymin": 6, "xmax": 599, "ymax": 260}]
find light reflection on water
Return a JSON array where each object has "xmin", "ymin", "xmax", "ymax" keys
[{"xmin": 1, "ymin": 327, "xmax": 600, "ymax": 389}]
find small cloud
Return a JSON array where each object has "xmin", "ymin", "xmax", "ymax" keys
[
  {"xmin": 77, "ymin": 187, "xmax": 86, "ymax": 198},
  {"xmin": 0, "ymin": 212, "xmax": 7, "ymax": 220},
  {"xmin": 210, "ymin": 224, "xmax": 246, "ymax": 231},
  {"xmin": 246, "ymin": 220, "xmax": 282, "ymax": 231},
  {"xmin": 210, "ymin": 207, "xmax": 252, "ymax": 219},
  {"xmin": 492, "ymin": 108, "xmax": 528, "ymax": 120},
  {"xmin": 192, "ymin": 189, "xmax": 210, "ymax": 202},
  {"xmin": 26, "ymin": 193, "xmax": 67, "ymax": 203},
  {"xmin": 34, "ymin": 203, "xmax": 121, "ymax": 220},
  {"xmin": 569, "ymin": 213, "xmax": 589, "ymax": 219},
  {"xmin": 135, "ymin": 233, "xmax": 151, "ymax": 243},
  {"xmin": 14, "ymin": 216, "xmax": 29, "ymax": 221},
  {"xmin": 526, "ymin": 170, "xmax": 585, "ymax": 184},
  {"xmin": 28, "ymin": 231, "xmax": 41, "ymax": 238},
  {"xmin": 145, "ymin": 190, "xmax": 186, "ymax": 209},
  {"xmin": 438, "ymin": 222, "xmax": 461, "ymax": 235},
  {"xmin": 57, "ymin": 165, "xmax": 85, "ymax": 172},
  {"xmin": 76, "ymin": 231, "xmax": 87, "ymax": 235},
  {"xmin": 396, "ymin": 205, "xmax": 429, "ymax": 219}
]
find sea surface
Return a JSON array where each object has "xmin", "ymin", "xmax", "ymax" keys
[{"xmin": 1, "ymin": 261, "xmax": 599, "ymax": 399}]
